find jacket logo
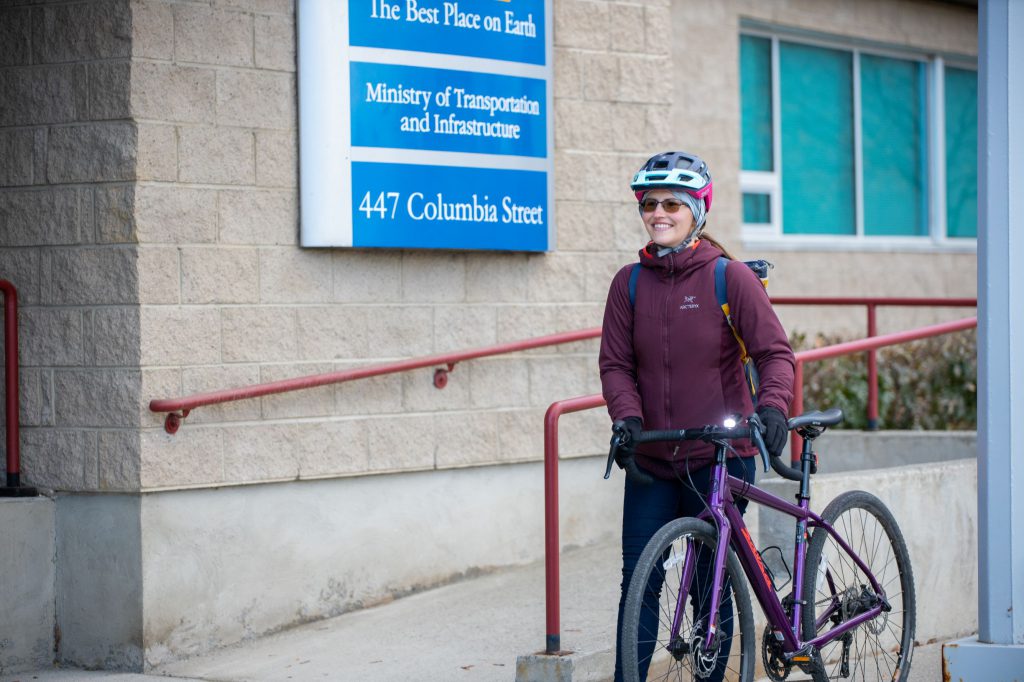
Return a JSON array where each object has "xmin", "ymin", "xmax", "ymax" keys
[{"xmin": 680, "ymin": 295, "xmax": 699, "ymax": 311}]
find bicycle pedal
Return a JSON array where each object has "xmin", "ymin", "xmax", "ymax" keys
[{"xmin": 788, "ymin": 646, "xmax": 824, "ymax": 675}]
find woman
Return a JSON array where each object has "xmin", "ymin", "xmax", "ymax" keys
[{"xmin": 599, "ymin": 151, "xmax": 796, "ymax": 681}]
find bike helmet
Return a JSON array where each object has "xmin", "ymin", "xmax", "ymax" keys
[{"xmin": 630, "ymin": 151, "xmax": 713, "ymax": 211}]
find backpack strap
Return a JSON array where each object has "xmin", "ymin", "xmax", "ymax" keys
[
  {"xmin": 628, "ymin": 263, "xmax": 641, "ymax": 308},
  {"xmin": 715, "ymin": 257, "xmax": 760, "ymax": 405}
]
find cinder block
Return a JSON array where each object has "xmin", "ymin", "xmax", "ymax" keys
[
  {"xmin": 497, "ymin": 408, "xmax": 544, "ymax": 463},
  {"xmin": 46, "ymin": 120, "xmax": 135, "ymax": 182},
  {"xmin": 140, "ymin": 427, "xmax": 224, "ymax": 489},
  {"xmin": 615, "ymin": 54, "xmax": 671, "ymax": 104},
  {"xmin": 131, "ymin": 62, "xmax": 216, "ymax": 124},
  {"xmin": 140, "ymin": 306, "xmax": 222, "ymax": 366},
  {"xmin": 496, "ymin": 303, "xmax": 603, "ymax": 346},
  {"xmin": 214, "ymin": 0, "xmax": 293, "ymax": 14},
  {"xmin": 40, "ymin": 246, "xmax": 138, "ymax": 306},
  {"xmin": 0, "ymin": 248, "xmax": 41, "ymax": 303},
  {"xmin": 95, "ymin": 185, "xmax": 136, "ymax": 244},
  {"xmin": 0, "ymin": 187, "xmax": 80, "ymax": 247},
  {"xmin": 132, "ymin": 0, "xmax": 174, "ymax": 60},
  {"xmin": 401, "ymin": 252, "xmax": 465, "ymax": 302},
  {"xmin": 136, "ymin": 246, "xmax": 179, "ymax": 305},
  {"xmin": 528, "ymin": 356, "xmax": 593, "ymax": 407},
  {"xmin": 20, "ymin": 307, "xmax": 85, "ymax": 366},
  {"xmin": 468, "ymin": 358, "xmax": 531, "ymax": 409},
  {"xmin": 258, "ymin": 362, "xmax": 334, "ymax": 420},
  {"xmin": 643, "ymin": 5, "xmax": 672, "ymax": 52},
  {"xmin": 582, "ymin": 53, "xmax": 621, "ymax": 102},
  {"xmin": 585, "ymin": 252, "xmax": 627, "ymax": 301},
  {"xmin": 553, "ymin": 48, "xmax": 584, "ymax": 100},
  {"xmin": 555, "ymin": 199, "xmax": 617, "ymax": 250},
  {"xmin": 219, "ymin": 189, "xmax": 297, "ymax": 245},
  {"xmin": 31, "ymin": 1, "xmax": 131, "ymax": 63},
  {"xmin": 135, "ymin": 185, "xmax": 217, "ymax": 244},
  {"xmin": 54, "ymin": 369, "xmax": 141, "ymax": 428},
  {"xmin": 173, "ymin": 4, "xmax": 253, "ymax": 67},
  {"xmin": 609, "ymin": 4, "xmax": 645, "ymax": 53},
  {"xmin": 330, "ymin": 252, "xmax": 402, "ymax": 303},
  {"xmin": 221, "ymin": 423, "xmax": 301, "ymax": 483},
  {"xmin": 180, "ymin": 246, "xmax": 259, "ymax": 304},
  {"xmin": 556, "ymin": 99, "xmax": 613, "ymax": 150},
  {"xmin": 464, "ymin": 253, "xmax": 529, "ymax": 303},
  {"xmin": 136, "ymin": 123, "xmax": 177, "ymax": 182},
  {"xmin": 363, "ymin": 305, "xmax": 434, "ymax": 357},
  {"xmin": 332, "ymin": 361, "xmax": 404, "ymax": 416},
  {"xmin": 221, "ymin": 306, "xmax": 298, "ymax": 363},
  {"xmin": 0, "ymin": 65, "xmax": 82, "ymax": 126},
  {"xmin": 401, "ymin": 366, "xmax": 472, "ymax": 412},
  {"xmin": 365, "ymin": 414, "xmax": 435, "ymax": 473},
  {"xmin": 554, "ymin": 0, "xmax": 609, "ymax": 50},
  {"xmin": 559, "ymin": 408, "xmax": 608, "ymax": 458},
  {"xmin": 434, "ymin": 305, "xmax": 497, "ymax": 353},
  {"xmin": 86, "ymin": 306, "xmax": 141, "ymax": 367},
  {"xmin": 295, "ymin": 419, "xmax": 369, "ymax": 478},
  {"xmin": 2, "ymin": 368, "xmax": 54, "ymax": 427},
  {"xmin": 0, "ymin": 128, "xmax": 34, "ymax": 185},
  {"xmin": 216, "ymin": 70, "xmax": 295, "ymax": 130},
  {"xmin": 258, "ymin": 247, "xmax": 332, "ymax": 303},
  {"xmin": 255, "ymin": 130, "xmax": 298, "ymax": 187},
  {"xmin": 181, "ymin": 364, "xmax": 261, "ymax": 424},
  {"xmin": 177, "ymin": 125, "xmax": 255, "ymax": 186},
  {"xmin": 608, "ymin": 102, "xmax": 647, "ymax": 152},
  {"xmin": 140, "ymin": 367, "xmax": 181, "ymax": 430},
  {"xmin": 88, "ymin": 61, "xmax": 131, "ymax": 120},
  {"xmin": 295, "ymin": 306, "xmax": 369, "ymax": 361},
  {"xmin": 0, "ymin": 7, "xmax": 30, "ymax": 67},
  {"xmin": 98, "ymin": 430, "xmax": 141, "ymax": 491},
  {"xmin": 433, "ymin": 411, "xmax": 500, "ymax": 468},
  {"xmin": 22, "ymin": 427, "xmax": 97, "ymax": 491},
  {"xmin": 526, "ymin": 253, "xmax": 588, "ymax": 302},
  {"xmin": 255, "ymin": 13, "xmax": 295, "ymax": 71}
]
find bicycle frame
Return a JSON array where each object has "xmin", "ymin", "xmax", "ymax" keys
[{"xmin": 680, "ymin": 441, "xmax": 890, "ymax": 659}]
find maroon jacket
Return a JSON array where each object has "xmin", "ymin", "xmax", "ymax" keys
[{"xmin": 599, "ymin": 240, "xmax": 795, "ymax": 478}]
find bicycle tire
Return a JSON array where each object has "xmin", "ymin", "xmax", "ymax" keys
[
  {"xmin": 621, "ymin": 517, "xmax": 755, "ymax": 682},
  {"xmin": 801, "ymin": 490, "xmax": 916, "ymax": 682}
]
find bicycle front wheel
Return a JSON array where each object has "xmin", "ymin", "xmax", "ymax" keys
[
  {"xmin": 621, "ymin": 517, "xmax": 754, "ymax": 682},
  {"xmin": 802, "ymin": 490, "xmax": 916, "ymax": 682}
]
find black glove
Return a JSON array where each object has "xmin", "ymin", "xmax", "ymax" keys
[
  {"xmin": 756, "ymin": 406, "xmax": 788, "ymax": 458},
  {"xmin": 613, "ymin": 417, "xmax": 643, "ymax": 469}
]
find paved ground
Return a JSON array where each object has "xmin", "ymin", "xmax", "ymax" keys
[{"xmin": 0, "ymin": 541, "xmax": 954, "ymax": 682}]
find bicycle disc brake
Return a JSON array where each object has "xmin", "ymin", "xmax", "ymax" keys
[{"xmin": 688, "ymin": 622, "xmax": 721, "ymax": 680}]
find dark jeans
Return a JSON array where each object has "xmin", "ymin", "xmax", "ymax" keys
[{"xmin": 613, "ymin": 457, "xmax": 755, "ymax": 682}]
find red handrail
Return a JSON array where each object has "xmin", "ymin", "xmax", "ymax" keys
[
  {"xmin": 541, "ymin": 315, "xmax": 977, "ymax": 654},
  {"xmin": 0, "ymin": 280, "xmax": 35, "ymax": 496},
  {"xmin": 149, "ymin": 327, "xmax": 602, "ymax": 433}
]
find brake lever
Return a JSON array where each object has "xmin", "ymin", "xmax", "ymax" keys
[
  {"xmin": 748, "ymin": 412, "xmax": 771, "ymax": 473},
  {"xmin": 605, "ymin": 421, "xmax": 654, "ymax": 485},
  {"xmin": 604, "ymin": 421, "xmax": 626, "ymax": 480}
]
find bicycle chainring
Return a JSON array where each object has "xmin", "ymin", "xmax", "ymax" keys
[{"xmin": 761, "ymin": 627, "xmax": 791, "ymax": 681}]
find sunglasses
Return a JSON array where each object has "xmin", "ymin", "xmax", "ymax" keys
[{"xmin": 639, "ymin": 197, "xmax": 688, "ymax": 214}]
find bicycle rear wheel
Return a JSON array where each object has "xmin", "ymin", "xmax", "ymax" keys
[
  {"xmin": 801, "ymin": 491, "xmax": 916, "ymax": 682},
  {"xmin": 621, "ymin": 517, "xmax": 754, "ymax": 682}
]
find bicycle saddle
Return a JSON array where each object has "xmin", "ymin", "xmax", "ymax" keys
[{"xmin": 787, "ymin": 408, "xmax": 844, "ymax": 432}]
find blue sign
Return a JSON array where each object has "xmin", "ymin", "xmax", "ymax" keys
[
  {"xmin": 351, "ymin": 161, "xmax": 548, "ymax": 250},
  {"xmin": 349, "ymin": 0, "xmax": 546, "ymax": 65},
  {"xmin": 350, "ymin": 62, "xmax": 546, "ymax": 157}
]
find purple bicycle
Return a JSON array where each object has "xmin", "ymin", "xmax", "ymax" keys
[{"xmin": 611, "ymin": 409, "xmax": 916, "ymax": 682}]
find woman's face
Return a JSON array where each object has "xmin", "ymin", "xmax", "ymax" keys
[{"xmin": 640, "ymin": 189, "xmax": 695, "ymax": 249}]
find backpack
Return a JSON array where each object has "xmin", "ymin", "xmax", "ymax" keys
[{"xmin": 627, "ymin": 257, "xmax": 772, "ymax": 406}]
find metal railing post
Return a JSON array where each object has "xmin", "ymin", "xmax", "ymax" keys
[
  {"xmin": 0, "ymin": 280, "xmax": 36, "ymax": 497},
  {"xmin": 543, "ymin": 403, "xmax": 561, "ymax": 654},
  {"xmin": 790, "ymin": 360, "xmax": 804, "ymax": 463},
  {"xmin": 866, "ymin": 304, "xmax": 879, "ymax": 430}
]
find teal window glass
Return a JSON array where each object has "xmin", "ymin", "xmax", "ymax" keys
[
  {"xmin": 779, "ymin": 42, "xmax": 855, "ymax": 235},
  {"xmin": 741, "ymin": 35, "xmax": 773, "ymax": 171},
  {"xmin": 861, "ymin": 55, "xmax": 929, "ymax": 236},
  {"xmin": 743, "ymin": 194, "xmax": 771, "ymax": 223},
  {"xmin": 945, "ymin": 67, "xmax": 978, "ymax": 238}
]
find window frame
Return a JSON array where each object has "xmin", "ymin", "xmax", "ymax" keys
[{"xmin": 739, "ymin": 25, "xmax": 977, "ymax": 252}]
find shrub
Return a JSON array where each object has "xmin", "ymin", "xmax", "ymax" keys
[{"xmin": 789, "ymin": 329, "xmax": 976, "ymax": 430}]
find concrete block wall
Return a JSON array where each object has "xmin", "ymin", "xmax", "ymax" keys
[{"xmin": 0, "ymin": 0, "xmax": 142, "ymax": 493}]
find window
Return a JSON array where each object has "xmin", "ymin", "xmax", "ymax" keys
[{"xmin": 740, "ymin": 30, "xmax": 977, "ymax": 245}]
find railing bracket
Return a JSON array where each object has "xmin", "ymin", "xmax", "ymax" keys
[
  {"xmin": 433, "ymin": 363, "xmax": 456, "ymax": 389},
  {"xmin": 164, "ymin": 409, "xmax": 191, "ymax": 435}
]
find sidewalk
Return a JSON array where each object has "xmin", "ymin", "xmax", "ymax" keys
[{"xmin": 1, "ymin": 541, "xmax": 949, "ymax": 682}]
